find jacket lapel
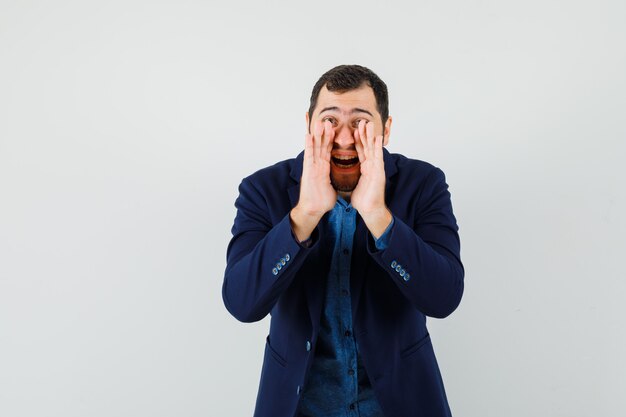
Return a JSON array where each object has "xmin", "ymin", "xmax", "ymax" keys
[{"xmin": 287, "ymin": 151, "xmax": 304, "ymax": 208}]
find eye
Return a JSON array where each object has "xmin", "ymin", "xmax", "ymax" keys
[
  {"xmin": 352, "ymin": 119, "xmax": 364, "ymax": 129},
  {"xmin": 322, "ymin": 116, "xmax": 337, "ymax": 126}
]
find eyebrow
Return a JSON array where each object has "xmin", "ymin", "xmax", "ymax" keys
[{"xmin": 319, "ymin": 106, "xmax": 374, "ymax": 117}]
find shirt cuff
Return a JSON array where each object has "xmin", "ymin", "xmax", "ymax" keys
[
  {"xmin": 289, "ymin": 221, "xmax": 317, "ymax": 248},
  {"xmin": 374, "ymin": 216, "xmax": 394, "ymax": 250}
]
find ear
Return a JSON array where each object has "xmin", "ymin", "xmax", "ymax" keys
[
  {"xmin": 305, "ymin": 112, "xmax": 310, "ymax": 134},
  {"xmin": 383, "ymin": 116, "xmax": 392, "ymax": 146}
]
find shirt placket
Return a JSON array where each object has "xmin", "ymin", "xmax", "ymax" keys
[{"xmin": 339, "ymin": 205, "xmax": 359, "ymax": 416}]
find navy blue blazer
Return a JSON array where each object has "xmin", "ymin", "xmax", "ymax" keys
[{"xmin": 223, "ymin": 148, "xmax": 464, "ymax": 417}]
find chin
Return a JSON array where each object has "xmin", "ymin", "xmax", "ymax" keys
[{"xmin": 330, "ymin": 173, "xmax": 360, "ymax": 192}]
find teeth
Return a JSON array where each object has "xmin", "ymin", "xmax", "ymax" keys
[{"xmin": 332, "ymin": 156, "xmax": 359, "ymax": 169}]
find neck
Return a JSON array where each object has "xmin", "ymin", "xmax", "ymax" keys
[{"xmin": 338, "ymin": 191, "xmax": 351, "ymax": 203}]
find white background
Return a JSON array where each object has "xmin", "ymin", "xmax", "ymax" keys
[{"xmin": 1, "ymin": 1, "xmax": 625, "ymax": 416}]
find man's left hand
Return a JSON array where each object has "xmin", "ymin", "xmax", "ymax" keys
[{"xmin": 351, "ymin": 120, "xmax": 393, "ymax": 239}]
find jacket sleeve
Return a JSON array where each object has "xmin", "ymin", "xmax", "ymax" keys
[
  {"xmin": 367, "ymin": 167, "xmax": 464, "ymax": 318},
  {"xmin": 222, "ymin": 177, "xmax": 318, "ymax": 323}
]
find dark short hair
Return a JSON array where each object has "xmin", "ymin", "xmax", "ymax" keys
[{"xmin": 308, "ymin": 64, "xmax": 389, "ymax": 126}]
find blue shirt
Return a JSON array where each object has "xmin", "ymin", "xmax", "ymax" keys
[{"xmin": 298, "ymin": 197, "xmax": 393, "ymax": 417}]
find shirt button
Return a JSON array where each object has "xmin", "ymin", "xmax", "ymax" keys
[
  {"xmin": 342, "ymin": 248, "xmax": 349, "ymax": 255},
  {"xmin": 345, "ymin": 330, "xmax": 352, "ymax": 337},
  {"xmin": 341, "ymin": 289, "xmax": 349, "ymax": 296},
  {"xmin": 306, "ymin": 341, "xmax": 311, "ymax": 351},
  {"xmin": 349, "ymin": 404, "xmax": 355, "ymax": 410},
  {"xmin": 348, "ymin": 369, "xmax": 355, "ymax": 376},
  {"xmin": 345, "ymin": 207, "xmax": 351, "ymax": 213}
]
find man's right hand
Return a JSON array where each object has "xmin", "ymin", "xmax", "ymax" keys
[{"xmin": 290, "ymin": 120, "xmax": 337, "ymax": 242}]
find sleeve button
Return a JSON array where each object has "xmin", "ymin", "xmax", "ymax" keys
[
  {"xmin": 272, "ymin": 267, "xmax": 278, "ymax": 276},
  {"xmin": 391, "ymin": 260, "xmax": 397, "ymax": 268}
]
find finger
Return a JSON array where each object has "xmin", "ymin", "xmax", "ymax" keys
[
  {"xmin": 304, "ymin": 133, "xmax": 314, "ymax": 162},
  {"xmin": 323, "ymin": 121, "xmax": 334, "ymax": 161},
  {"xmin": 313, "ymin": 120, "xmax": 324, "ymax": 162},
  {"xmin": 366, "ymin": 121, "xmax": 376, "ymax": 147},
  {"xmin": 374, "ymin": 134, "xmax": 383, "ymax": 160},
  {"xmin": 358, "ymin": 119, "xmax": 368, "ymax": 153},
  {"xmin": 321, "ymin": 120, "xmax": 335, "ymax": 157},
  {"xmin": 364, "ymin": 121, "xmax": 377, "ymax": 160},
  {"xmin": 354, "ymin": 127, "xmax": 365, "ymax": 163}
]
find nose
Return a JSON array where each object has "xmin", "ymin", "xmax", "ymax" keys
[{"xmin": 333, "ymin": 124, "xmax": 355, "ymax": 149}]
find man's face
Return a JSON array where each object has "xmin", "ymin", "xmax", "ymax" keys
[{"xmin": 306, "ymin": 84, "xmax": 391, "ymax": 193}]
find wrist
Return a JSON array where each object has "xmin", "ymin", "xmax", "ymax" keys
[
  {"xmin": 358, "ymin": 204, "xmax": 389, "ymax": 221},
  {"xmin": 290, "ymin": 205, "xmax": 322, "ymax": 242},
  {"xmin": 291, "ymin": 204, "xmax": 325, "ymax": 224},
  {"xmin": 360, "ymin": 206, "xmax": 393, "ymax": 240}
]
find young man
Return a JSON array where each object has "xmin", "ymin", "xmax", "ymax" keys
[{"xmin": 223, "ymin": 65, "xmax": 464, "ymax": 417}]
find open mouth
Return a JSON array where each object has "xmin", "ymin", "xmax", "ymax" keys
[{"xmin": 331, "ymin": 155, "xmax": 359, "ymax": 169}]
